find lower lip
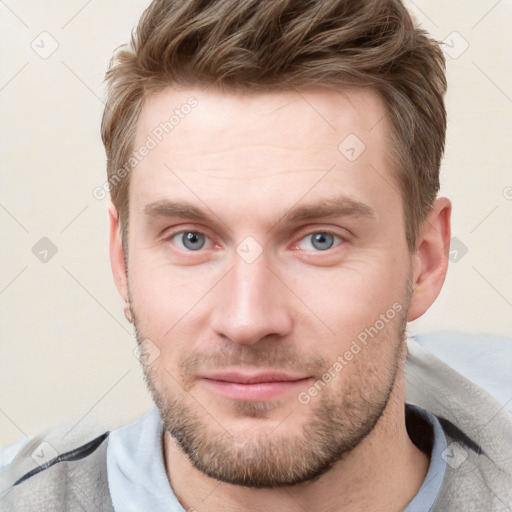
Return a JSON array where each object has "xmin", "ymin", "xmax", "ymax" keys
[{"xmin": 200, "ymin": 378, "xmax": 310, "ymax": 401}]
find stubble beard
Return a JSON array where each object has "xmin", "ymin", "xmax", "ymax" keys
[{"xmin": 132, "ymin": 292, "xmax": 410, "ymax": 488}]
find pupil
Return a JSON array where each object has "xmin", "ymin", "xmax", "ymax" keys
[
  {"xmin": 183, "ymin": 232, "xmax": 205, "ymax": 250},
  {"xmin": 312, "ymin": 233, "xmax": 333, "ymax": 250}
]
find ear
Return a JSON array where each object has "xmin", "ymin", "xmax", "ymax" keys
[
  {"xmin": 408, "ymin": 197, "xmax": 452, "ymax": 321},
  {"xmin": 108, "ymin": 202, "xmax": 128, "ymax": 301}
]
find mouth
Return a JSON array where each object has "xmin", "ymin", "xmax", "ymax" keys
[{"xmin": 199, "ymin": 371, "xmax": 312, "ymax": 401}]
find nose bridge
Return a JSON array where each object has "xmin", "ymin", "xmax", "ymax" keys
[
  {"xmin": 230, "ymin": 254, "xmax": 269, "ymax": 315},
  {"xmin": 211, "ymin": 251, "xmax": 292, "ymax": 345}
]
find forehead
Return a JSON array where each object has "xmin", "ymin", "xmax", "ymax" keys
[
  {"xmin": 129, "ymin": 85, "xmax": 400, "ymax": 227},
  {"xmin": 135, "ymin": 85, "xmax": 388, "ymax": 163}
]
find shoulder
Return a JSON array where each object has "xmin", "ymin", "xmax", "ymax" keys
[
  {"xmin": 433, "ymin": 418, "xmax": 512, "ymax": 511},
  {"xmin": 1, "ymin": 422, "xmax": 113, "ymax": 512},
  {"xmin": 406, "ymin": 334, "xmax": 512, "ymax": 510}
]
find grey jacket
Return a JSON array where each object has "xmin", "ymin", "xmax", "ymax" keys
[{"xmin": 1, "ymin": 339, "xmax": 511, "ymax": 511}]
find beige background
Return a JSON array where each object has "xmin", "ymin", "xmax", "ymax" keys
[{"xmin": 1, "ymin": 0, "xmax": 511, "ymax": 448}]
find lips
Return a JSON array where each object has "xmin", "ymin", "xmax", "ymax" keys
[
  {"xmin": 199, "ymin": 371, "xmax": 311, "ymax": 401},
  {"xmin": 201, "ymin": 371, "xmax": 308, "ymax": 384}
]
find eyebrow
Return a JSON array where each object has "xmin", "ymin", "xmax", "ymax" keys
[
  {"xmin": 281, "ymin": 196, "xmax": 375, "ymax": 224},
  {"xmin": 143, "ymin": 195, "xmax": 375, "ymax": 227},
  {"xmin": 144, "ymin": 200, "xmax": 210, "ymax": 221}
]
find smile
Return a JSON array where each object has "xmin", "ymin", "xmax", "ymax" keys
[{"xmin": 199, "ymin": 371, "xmax": 311, "ymax": 401}]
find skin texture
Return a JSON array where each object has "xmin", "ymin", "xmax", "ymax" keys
[{"xmin": 109, "ymin": 86, "xmax": 451, "ymax": 512}]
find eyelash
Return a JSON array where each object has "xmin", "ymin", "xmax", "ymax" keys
[
  {"xmin": 164, "ymin": 226, "xmax": 346, "ymax": 253},
  {"xmin": 294, "ymin": 230, "xmax": 344, "ymax": 251}
]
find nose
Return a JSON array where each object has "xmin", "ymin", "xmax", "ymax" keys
[{"xmin": 210, "ymin": 253, "xmax": 293, "ymax": 346}]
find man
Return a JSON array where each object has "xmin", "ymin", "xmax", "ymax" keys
[{"xmin": 1, "ymin": 0, "xmax": 511, "ymax": 510}]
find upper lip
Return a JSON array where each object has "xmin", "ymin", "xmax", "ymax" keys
[{"xmin": 201, "ymin": 371, "xmax": 310, "ymax": 384}]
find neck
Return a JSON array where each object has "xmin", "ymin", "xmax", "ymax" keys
[{"xmin": 163, "ymin": 386, "xmax": 429, "ymax": 512}]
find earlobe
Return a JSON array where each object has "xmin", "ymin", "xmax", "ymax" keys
[
  {"xmin": 108, "ymin": 202, "xmax": 129, "ymax": 302},
  {"xmin": 407, "ymin": 197, "xmax": 452, "ymax": 321}
]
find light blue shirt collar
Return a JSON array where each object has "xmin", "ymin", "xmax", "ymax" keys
[{"xmin": 403, "ymin": 404, "xmax": 447, "ymax": 511}]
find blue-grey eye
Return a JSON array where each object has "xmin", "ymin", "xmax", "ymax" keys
[
  {"xmin": 310, "ymin": 233, "xmax": 335, "ymax": 250},
  {"xmin": 298, "ymin": 232, "xmax": 341, "ymax": 251},
  {"xmin": 179, "ymin": 231, "xmax": 206, "ymax": 250}
]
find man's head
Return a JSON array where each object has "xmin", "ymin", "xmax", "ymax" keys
[
  {"xmin": 101, "ymin": 0, "xmax": 447, "ymax": 253},
  {"xmin": 103, "ymin": 0, "xmax": 451, "ymax": 489}
]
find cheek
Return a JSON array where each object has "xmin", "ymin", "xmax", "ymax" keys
[
  {"xmin": 278, "ymin": 256, "xmax": 409, "ymax": 342},
  {"xmin": 128, "ymin": 248, "xmax": 226, "ymax": 358}
]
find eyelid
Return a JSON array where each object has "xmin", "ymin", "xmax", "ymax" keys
[
  {"xmin": 163, "ymin": 225, "xmax": 217, "ymax": 252},
  {"xmin": 302, "ymin": 231, "xmax": 342, "ymax": 247},
  {"xmin": 162, "ymin": 223, "xmax": 210, "ymax": 239},
  {"xmin": 160, "ymin": 224, "xmax": 348, "ymax": 254},
  {"xmin": 294, "ymin": 225, "xmax": 347, "ymax": 242}
]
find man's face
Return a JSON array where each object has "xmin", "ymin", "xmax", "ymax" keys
[{"xmin": 125, "ymin": 86, "xmax": 414, "ymax": 487}]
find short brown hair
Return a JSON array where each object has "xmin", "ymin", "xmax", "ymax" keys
[{"xmin": 101, "ymin": 0, "xmax": 447, "ymax": 251}]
